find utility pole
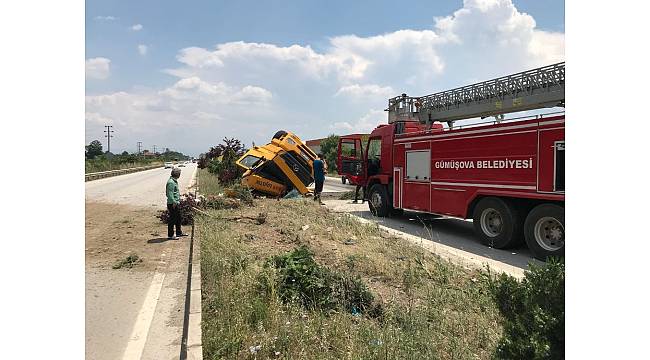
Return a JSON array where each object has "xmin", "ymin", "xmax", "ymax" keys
[
  {"xmin": 137, "ymin": 141, "xmax": 142, "ymax": 155},
  {"xmin": 104, "ymin": 125, "xmax": 114, "ymax": 153},
  {"xmin": 153, "ymin": 145, "xmax": 157, "ymax": 154}
]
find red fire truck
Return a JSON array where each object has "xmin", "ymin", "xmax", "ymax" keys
[{"xmin": 337, "ymin": 63, "xmax": 565, "ymax": 260}]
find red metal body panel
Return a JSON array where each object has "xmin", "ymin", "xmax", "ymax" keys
[{"xmin": 366, "ymin": 115, "xmax": 565, "ymax": 218}]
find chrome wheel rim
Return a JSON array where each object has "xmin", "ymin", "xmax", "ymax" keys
[
  {"xmin": 480, "ymin": 208, "xmax": 503, "ymax": 237},
  {"xmin": 370, "ymin": 192, "xmax": 382, "ymax": 209},
  {"xmin": 534, "ymin": 216, "xmax": 564, "ymax": 251}
]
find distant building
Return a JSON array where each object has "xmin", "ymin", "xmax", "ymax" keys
[{"xmin": 305, "ymin": 138, "xmax": 325, "ymax": 154}]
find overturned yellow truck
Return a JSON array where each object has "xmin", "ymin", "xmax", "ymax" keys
[{"xmin": 236, "ymin": 131, "xmax": 317, "ymax": 197}]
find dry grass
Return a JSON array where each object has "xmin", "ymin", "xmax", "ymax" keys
[{"xmin": 199, "ymin": 194, "xmax": 503, "ymax": 359}]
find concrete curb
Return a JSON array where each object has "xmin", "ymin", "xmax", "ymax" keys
[
  {"xmin": 186, "ymin": 166, "xmax": 202, "ymax": 359},
  {"xmin": 336, "ymin": 210, "xmax": 525, "ymax": 279}
]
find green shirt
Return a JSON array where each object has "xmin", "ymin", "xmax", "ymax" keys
[{"xmin": 166, "ymin": 177, "xmax": 180, "ymax": 204}]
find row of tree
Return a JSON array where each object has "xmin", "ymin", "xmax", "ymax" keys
[{"xmin": 85, "ymin": 140, "xmax": 190, "ymax": 161}]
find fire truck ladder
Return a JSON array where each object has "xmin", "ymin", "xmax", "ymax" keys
[{"xmin": 387, "ymin": 62, "xmax": 565, "ymax": 126}]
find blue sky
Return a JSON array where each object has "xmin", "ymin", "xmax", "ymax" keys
[{"xmin": 86, "ymin": 0, "xmax": 565, "ymax": 156}]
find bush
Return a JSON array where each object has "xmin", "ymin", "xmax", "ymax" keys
[
  {"xmin": 156, "ymin": 193, "xmax": 200, "ymax": 225},
  {"xmin": 224, "ymin": 183, "xmax": 254, "ymax": 206},
  {"xmin": 260, "ymin": 246, "xmax": 378, "ymax": 316},
  {"xmin": 489, "ymin": 258, "xmax": 565, "ymax": 359},
  {"xmin": 201, "ymin": 138, "xmax": 246, "ymax": 184}
]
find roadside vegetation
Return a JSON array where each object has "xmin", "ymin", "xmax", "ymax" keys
[{"xmin": 196, "ymin": 154, "xmax": 564, "ymax": 359}]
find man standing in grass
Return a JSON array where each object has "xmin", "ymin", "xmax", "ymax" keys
[
  {"xmin": 313, "ymin": 154, "xmax": 326, "ymax": 204},
  {"xmin": 166, "ymin": 167, "xmax": 187, "ymax": 240}
]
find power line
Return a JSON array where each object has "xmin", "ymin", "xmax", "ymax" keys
[{"xmin": 103, "ymin": 125, "xmax": 114, "ymax": 153}]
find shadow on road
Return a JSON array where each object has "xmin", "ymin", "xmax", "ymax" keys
[{"xmin": 147, "ymin": 237, "xmax": 177, "ymax": 244}]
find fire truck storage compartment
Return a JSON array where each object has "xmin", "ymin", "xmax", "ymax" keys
[
  {"xmin": 537, "ymin": 125, "xmax": 564, "ymax": 192},
  {"xmin": 398, "ymin": 142, "xmax": 430, "ymax": 212},
  {"xmin": 554, "ymin": 141, "xmax": 565, "ymax": 191}
]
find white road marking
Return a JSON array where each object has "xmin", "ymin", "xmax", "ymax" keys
[
  {"xmin": 121, "ymin": 248, "xmax": 173, "ymax": 360},
  {"xmin": 121, "ymin": 272, "xmax": 166, "ymax": 360}
]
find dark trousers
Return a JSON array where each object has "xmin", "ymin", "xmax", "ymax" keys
[
  {"xmin": 354, "ymin": 185, "xmax": 365, "ymax": 202},
  {"xmin": 314, "ymin": 179, "xmax": 324, "ymax": 201},
  {"xmin": 167, "ymin": 203, "xmax": 182, "ymax": 237}
]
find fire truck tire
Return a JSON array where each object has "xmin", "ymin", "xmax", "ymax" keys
[
  {"xmin": 341, "ymin": 176, "xmax": 347, "ymax": 184},
  {"xmin": 472, "ymin": 197, "xmax": 523, "ymax": 249},
  {"xmin": 390, "ymin": 208, "xmax": 404, "ymax": 217},
  {"xmin": 524, "ymin": 204, "xmax": 565, "ymax": 260},
  {"xmin": 368, "ymin": 184, "xmax": 390, "ymax": 217}
]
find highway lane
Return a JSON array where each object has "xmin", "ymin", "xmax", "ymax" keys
[
  {"xmin": 85, "ymin": 163, "xmax": 197, "ymax": 360},
  {"xmin": 322, "ymin": 175, "xmax": 356, "ymax": 193},
  {"xmin": 86, "ymin": 164, "xmax": 197, "ymax": 208}
]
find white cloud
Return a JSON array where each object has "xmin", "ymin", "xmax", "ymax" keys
[
  {"xmin": 138, "ymin": 44, "xmax": 148, "ymax": 56},
  {"xmin": 87, "ymin": 0, "xmax": 563, "ymax": 154},
  {"xmin": 94, "ymin": 16, "xmax": 116, "ymax": 21},
  {"xmin": 335, "ymin": 84, "xmax": 395, "ymax": 99},
  {"xmin": 131, "ymin": 24, "xmax": 143, "ymax": 31},
  {"xmin": 85, "ymin": 57, "xmax": 111, "ymax": 80},
  {"xmin": 331, "ymin": 109, "xmax": 385, "ymax": 134}
]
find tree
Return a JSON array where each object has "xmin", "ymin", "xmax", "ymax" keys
[
  {"xmin": 319, "ymin": 134, "xmax": 340, "ymax": 174},
  {"xmin": 121, "ymin": 151, "xmax": 129, "ymax": 156},
  {"xmin": 85, "ymin": 140, "xmax": 103, "ymax": 159},
  {"xmin": 204, "ymin": 137, "xmax": 247, "ymax": 184}
]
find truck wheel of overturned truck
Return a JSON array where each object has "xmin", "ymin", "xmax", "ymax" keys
[
  {"xmin": 524, "ymin": 204, "xmax": 565, "ymax": 260},
  {"xmin": 472, "ymin": 197, "xmax": 523, "ymax": 249},
  {"xmin": 272, "ymin": 130, "xmax": 287, "ymax": 140},
  {"xmin": 368, "ymin": 184, "xmax": 390, "ymax": 217}
]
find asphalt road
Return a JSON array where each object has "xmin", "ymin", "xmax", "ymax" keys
[
  {"xmin": 86, "ymin": 164, "xmax": 197, "ymax": 208},
  {"xmin": 86, "ymin": 164, "xmax": 197, "ymax": 360},
  {"xmin": 322, "ymin": 175, "xmax": 357, "ymax": 193},
  {"xmin": 323, "ymin": 199, "xmax": 542, "ymax": 272}
]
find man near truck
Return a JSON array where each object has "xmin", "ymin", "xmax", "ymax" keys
[
  {"xmin": 166, "ymin": 168, "xmax": 188, "ymax": 240},
  {"xmin": 313, "ymin": 154, "xmax": 325, "ymax": 204}
]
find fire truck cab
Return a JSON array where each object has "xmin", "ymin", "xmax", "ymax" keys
[{"xmin": 337, "ymin": 63, "xmax": 565, "ymax": 260}]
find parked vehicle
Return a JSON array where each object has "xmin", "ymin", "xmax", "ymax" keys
[
  {"xmin": 337, "ymin": 63, "xmax": 565, "ymax": 260},
  {"xmin": 164, "ymin": 162, "xmax": 173, "ymax": 169}
]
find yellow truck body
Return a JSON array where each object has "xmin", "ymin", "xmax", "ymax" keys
[{"xmin": 236, "ymin": 131, "xmax": 318, "ymax": 197}]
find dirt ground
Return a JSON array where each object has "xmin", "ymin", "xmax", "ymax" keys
[{"xmin": 85, "ymin": 201, "xmax": 174, "ymax": 271}]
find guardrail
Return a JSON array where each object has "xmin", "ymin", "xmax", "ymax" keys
[{"xmin": 85, "ymin": 164, "xmax": 163, "ymax": 182}]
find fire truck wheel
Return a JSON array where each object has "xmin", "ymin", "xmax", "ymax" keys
[
  {"xmin": 472, "ymin": 197, "xmax": 523, "ymax": 249},
  {"xmin": 368, "ymin": 184, "xmax": 390, "ymax": 217},
  {"xmin": 390, "ymin": 208, "xmax": 404, "ymax": 217},
  {"xmin": 341, "ymin": 176, "xmax": 347, "ymax": 184},
  {"xmin": 524, "ymin": 204, "xmax": 565, "ymax": 260}
]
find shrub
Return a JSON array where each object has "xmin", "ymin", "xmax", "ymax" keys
[
  {"xmin": 202, "ymin": 138, "xmax": 246, "ymax": 184},
  {"xmin": 224, "ymin": 183, "xmax": 254, "ymax": 206},
  {"xmin": 489, "ymin": 258, "xmax": 565, "ymax": 359},
  {"xmin": 157, "ymin": 193, "xmax": 200, "ymax": 225},
  {"xmin": 260, "ymin": 246, "xmax": 378, "ymax": 316}
]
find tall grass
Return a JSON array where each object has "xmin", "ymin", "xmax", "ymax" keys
[
  {"xmin": 199, "ymin": 199, "xmax": 503, "ymax": 359},
  {"xmin": 197, "ymin": 168, "xmax": 223, "ymax": 196}
]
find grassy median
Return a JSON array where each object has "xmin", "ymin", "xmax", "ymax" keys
[{"xmin": 197, "ymin": 172, "xmax": 503, "ymax": 359}]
